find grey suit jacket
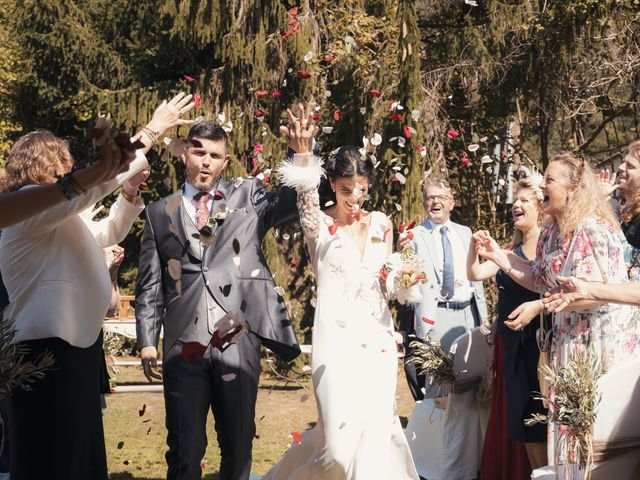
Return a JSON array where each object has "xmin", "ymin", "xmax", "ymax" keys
[
  {"xmin": 135, "ymin": 177, "xmax": 301, "ymax": 362},
  {"xmin": 412, "ymin": 219, "xmax": 488, "ymax": 338}
]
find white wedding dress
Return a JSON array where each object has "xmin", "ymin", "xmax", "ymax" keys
[{"xmin": 263, "ymin": 157, "xmax": 419, "ymax": 480}]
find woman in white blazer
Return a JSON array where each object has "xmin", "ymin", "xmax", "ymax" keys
[{"xmin": 0, "ymin": 93, "xmax": 196, "ymax": 480}]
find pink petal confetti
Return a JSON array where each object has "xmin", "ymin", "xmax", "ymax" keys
[
  {"xmin": 369, "ymin": 89, "xmax": 382, "ymax": 97},
  {"xmin": 167, "ymin": 259, "xmax": 182, "ymax": 280},
  {"xmin": 447, "ymin": 128, "xmax": 460, "ymax": 138},
  {"xmin": 222, "ymin": 373, "xmax": 237, "ymax": 382},
  {"xmin": 182, "ymin": 74, "xmax": 195, "ymax": 82},
  {"xmin": 333, "ymin": 109, "xmax": 340, "ymax": 121},
  {"xmin": 255, "ymin": 90, "xmax": 269, "ymax": 96}
]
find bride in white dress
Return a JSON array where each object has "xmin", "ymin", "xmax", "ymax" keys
[{"xmin": 262, "ymin": 106, "xmax": 419, "ymax": 480}]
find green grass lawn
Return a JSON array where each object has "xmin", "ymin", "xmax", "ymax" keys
[{"xmin": 104, "ymin": 359, "xmax": 416, "ymax": 479}]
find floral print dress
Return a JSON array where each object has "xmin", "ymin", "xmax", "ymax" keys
[{"xmin": 531, "ymin": 217, "xmax": 640, "ymax": 464}]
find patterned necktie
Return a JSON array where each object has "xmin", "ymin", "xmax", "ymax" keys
[
  {"xmin": 194, "ymin": 193, "xmax": 212, "ymax": 230},
  {"xmin": 440, "ymin": 225, "xmax": 455, "ymax": 299}
]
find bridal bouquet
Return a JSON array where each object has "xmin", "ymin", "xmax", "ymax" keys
[
  {"xmin": 380, "ymin": 248, "xmax": 427, "ymax": 305},
  {"xmin": 525, "ymin": 350, "xmax": 602, "ymax": 480}
]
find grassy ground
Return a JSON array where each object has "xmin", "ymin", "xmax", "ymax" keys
[{"xmin": 105, "ymin": 358, "xmax": 415, "ymax": 479}]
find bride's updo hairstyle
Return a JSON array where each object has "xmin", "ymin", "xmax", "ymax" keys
[{"xmin": 319, "ymin": 146, "xmax": 376, "ymax": 208}]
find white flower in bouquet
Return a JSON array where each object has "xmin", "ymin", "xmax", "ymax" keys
[{"xmin": 380, "ymin": 249, "xmax": 427, "ymax": 305}]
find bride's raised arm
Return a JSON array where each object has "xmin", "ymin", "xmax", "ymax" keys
[{"xmin": 277, "ymin": 104, "xmax": 323, "ymax": 241}]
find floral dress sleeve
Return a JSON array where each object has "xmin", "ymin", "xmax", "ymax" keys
[
  {"xmin": 276, "ymin": 153, "xmax": 324, "ymax": 249},
  {"xmin": 569, "ymin": 219, "xmax": 623, "ymax": 282}
]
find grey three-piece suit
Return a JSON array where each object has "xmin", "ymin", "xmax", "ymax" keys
[{"xmin": 135, "ymin": 177, "xmax": 301, "ymax": 480}]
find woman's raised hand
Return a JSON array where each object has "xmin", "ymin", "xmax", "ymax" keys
[
  {"xmin": 279, "ymin": 103, "xmax": 319, "ymax": 154},
  {"xmin": 146, "ymin": 92, "xmax": 197, "ymax": 136}
]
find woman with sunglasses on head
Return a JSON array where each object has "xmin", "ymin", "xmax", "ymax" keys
[{"xmin": 474, "ymin": 153, "xmax": 640, "ymax": 465}]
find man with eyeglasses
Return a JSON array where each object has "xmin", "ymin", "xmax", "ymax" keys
[{"xmin": 398, "ymin": 177, "xmax": 487, "ymax": 480}]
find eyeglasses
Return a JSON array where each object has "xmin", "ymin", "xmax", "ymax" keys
[{"xmin": 424, "ymin": 194, "xmax": 453, "ymax": 202}]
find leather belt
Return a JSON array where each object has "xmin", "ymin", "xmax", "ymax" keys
[{"xmin": 437, "ymin": 299, "xmax": 472, "ymax": 310}]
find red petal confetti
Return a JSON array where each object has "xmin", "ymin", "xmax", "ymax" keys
[
  {"xmin": 297, "ymin": 70, "xmax": 311, "ymax": 79},
  {"xmin": 325, "ymin": 54, "xmax": 335, "ymax": 62},
  {"xmin": 391, "ymin": 176, "xmax": 399, "ymax": 182},
  {"xmin": 252, "ymin": 157, "xmax": 258, "ymax": 169},
  {"xmin": 193, "ymin": 94, "xmax": 201, "ymax": 108},
  {"xmin": 200, "ymin": 462, "xmax": 206, "ymax": 472},
  {"xmin": 333, "ymin": 109, "xmax": 340, "ymax": 121},
  {"xmin": 460, "ymin": 151, "xmax": 470, "ymax": 166},
  {"xmin": 263, "ymin": 174, "xmax": 269, "ymax": 184},
  {"xmin": 311, "ymin": 113, "xmax": 321, "ymax": 121},
  {"xmin": 254, "ymin": 108, "xmax": 267, "ymax": 119},
  {"xmin": 288, "ymin": 18, "xmax": 297, "ymax": 26},
  {"xmin": 380, "ymin": 266, "xmax": 389, "ymax": 280},
  {"xmin": 256, "ymin": 90, "xmax": 269, "ymax": 96},
  {"xmin": 291, "ymin": 431, "xmax": 302, "ymax": 444},
  {"xmin": 138, "ymin": 404, "xmax": 146, "ymax": 417},
  {"xmin": 328, "ymin": 220, "xmax": 339, "ymax": 235},
  {"xmin": 182, "ymin": 74, "xmax": 195, "ymax": 82},
  {"xmin": 403, "ymin": 124, "xmax": 412, "ymax": 139},
  {"xmin": 292, "ymin": 21, "xmax": 301, "ymax": 32},
  {"xmin": 389, "ymin": 113, "xmax": 403, "ymax": 121},
  {"xmin": 271, "ymin": 90, "xmax": 282, "ymax": 97},
  {"xmin": 421, "ymin": 317, "xmax": 436, "ymax": 325},
  {"xmin": 407, "ymin": 219, "xmax": 417, "ymax": 229},
  {"xmin": 281, "ymin": 29, "xmax": 294, "ymax": 39},
  {"xmin": 213, "ymin": 189, "xmax": 224, "ymax": 200},
  {"xmin": 406, "ymin": 230, "xmax": 414, "ymax": 240},
  {"xmin": 447, "ymin": 128, "xmax": 460, "ymax": 139},
  {"xmin": 253, "ymin": 143, "xmax": 264, "ymax": 154},
  {"xmin": 288, "ymin": 6, "xmax": 299, "ymax": 16},
  {"xmin": 369, "ymin": 89, "xmax": 382, "ymax": 97},
  {"xmin": 398, "ymin": 223, "xmax": 406, "ymax": 234},
  {"xmin": 290, "ymin": 256, "xmax": 298, "ymax": 268},
  {"xmin": 181, "ymin": 342, "xmax": 207, "ymax": 363}
]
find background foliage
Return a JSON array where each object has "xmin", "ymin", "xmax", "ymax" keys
[{"xmin": 2, "ymin": 0, "xmax": 639, "ymax": 349}]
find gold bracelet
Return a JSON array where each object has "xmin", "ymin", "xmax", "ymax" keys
[{"xmin": 122, "ymin": 190, "xmax": 139, "ymax": 204}]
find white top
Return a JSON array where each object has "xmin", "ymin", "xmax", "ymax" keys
[
  {"xmin": 0, "ymin": 152, "xmax": 147, "ymax": 347},
  {"xmin": 427, "ymin": 219, "xmax": 474, "ymax": 302}
]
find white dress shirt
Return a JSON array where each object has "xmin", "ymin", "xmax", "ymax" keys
[
  {"xmin": 427, "ymin": 219, "xmax": 474, "ymax": 302},
  {"xmin": 0, "ymin": 152, "xmax": 147, "ymax": 347}
]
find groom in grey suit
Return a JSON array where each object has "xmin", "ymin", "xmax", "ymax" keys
[{"xmin": 135, "ymin": 121, "xmax": 301, "ymax": 480}]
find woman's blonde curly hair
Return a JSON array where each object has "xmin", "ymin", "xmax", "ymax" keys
[
  {"xmin": 548, "ymin": 152, "xmax": 619, "ymax": 237},
  {"xmin": 507, "ymin": 177, "xmax": 544, "ymax": 250},
  {"xmin": 0, "ymin": 130, "xmax": 74, "ymax": 193}
]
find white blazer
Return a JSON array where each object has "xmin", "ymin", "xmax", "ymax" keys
[
  {"xmin": 0, "ymin": 154, "xmax": 147, "ymax": 348},
  {"xmin": 412, "ymin": 219, "xmax": 488, "ymax": 338}
]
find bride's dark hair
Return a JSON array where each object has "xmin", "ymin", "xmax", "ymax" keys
[{"xmin": 319, "ymin": 146, "xmax": 376, "ymax": 209}]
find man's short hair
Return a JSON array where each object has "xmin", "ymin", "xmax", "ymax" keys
[
  {"xmin": 187, "ymin": 121, "xmax": 229, "ymax": 152},
  {"xmin": 422, "ymin": 177, "xmax": 453, "ymax": 198}
]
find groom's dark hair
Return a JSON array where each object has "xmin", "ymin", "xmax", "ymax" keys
[{"xmin": 187, "ymin": 121, "xmax": 229, "ymax": 153}]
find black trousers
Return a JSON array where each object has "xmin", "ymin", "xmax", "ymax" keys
[
  {"xmin": 9, "ymin": 333, "xmax": 107, "ymax": 480},
  {"xmin": 163, "ymin": 332, "xmax": 262, "ymax": 480}
]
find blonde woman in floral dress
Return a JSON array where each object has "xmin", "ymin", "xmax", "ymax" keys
[{"xmin": 475, "ymin": 153, "xmax": 640, "ymax": 464}]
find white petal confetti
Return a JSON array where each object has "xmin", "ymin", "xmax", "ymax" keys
[
  {"xmin": 274, "ymin": 286, "xmax": 286, "ymax": 296},
  {"xmin": 371, "ymin": 133, "xmax": 382, "ymax": 146},
  {"xmin": 310, "ymin": 297, "xmax": 317, "ymax": 308},
  {"xmin": 395, "ymin": 173, "xmax": 407, "ymax": 184},
  {"xmin": 411, "ymin": 109, "xmax": 421, "ymax": 121},
  {"xmin": 304, "ymin": 51, "xmax": 314, "ymax": 62},
  {"xmin": 322, "ymin": 126, "xmax": 333, "ymax": 134},
  {"xmin": 468, "ymin": 143, "xmax": 480, "ymax": 152},
  {"xmin": 395, "ymin": 203, "xmax": 402, "ymax": 211},
  {"xmin": 397, "ymin": 137, "xmax": 406, "ymax": 148},
  {"xmin": 282, "ymin": 233, "xmax": 291, "ymax": 241},
  {"xmin": 359, "ymin": 107, "xmax": 367, "ymax": 115},
  {"xmin": 232, "ymin": 256, "xmax": 241, "ymax": 267},
  {"xmin": 251, "ymin": 269, "xmax": 260, "ymax": 277},
  {"xmin": 325, "ymin": 90, "xmax": 332, "ymax": 98},
  {"xmin": 302, "ymin": 365, "xmax": 312, "ymax": 373},
  {"xmin": 481, "ymin": 155, "xmax": 492, "ymax": 164},
  {"xmin": 324, "ymin": 200, "xmax": 335, "ymax": 207}
]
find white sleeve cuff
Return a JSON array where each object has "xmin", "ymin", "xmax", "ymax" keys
[{"xmin": 276, "ymin": 154, "xmax": 324, "ymax": 190}]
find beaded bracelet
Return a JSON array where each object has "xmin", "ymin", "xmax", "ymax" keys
[{"xmin": 56, "ymin": 172, "xmax": 87, "ymax": 200}]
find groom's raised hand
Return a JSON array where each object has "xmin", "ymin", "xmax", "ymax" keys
[
  {"xmin": 140, "ymin": 345, "xmax": 162, "ymax": 382},
  {"xmin": 279, "ymin": 102, "xmax": 319, "ymax": 155}
]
